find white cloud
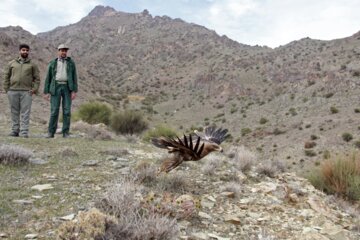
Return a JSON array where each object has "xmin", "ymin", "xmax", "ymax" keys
[{"xmin": 0, "ymin": 0, "xmax": 101, "ymax": 33}]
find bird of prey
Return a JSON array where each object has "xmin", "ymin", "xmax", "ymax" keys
[{"xmin": 151, "ymin": 126, "xmax": 230, "ymax": 174}]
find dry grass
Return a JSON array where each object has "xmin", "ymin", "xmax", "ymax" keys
[
  {"xmin": 94, "ymin": 177, "xmax": 179, "ymax": 239},
  {"xmin": 308, "ymin": 151, "xmax": 360, "ymax": 200},
  {"xmin": 228, "ymin": 146, "xmax": 257, "ymax": 173},
  {"xmin": 0, "ymin": 144, "xmax": 32, "ymax": 165}
]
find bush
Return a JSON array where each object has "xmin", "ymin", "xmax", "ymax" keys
[
  {"xmin": 0, "ymin": 144, "xmax": 32, "ymax": 165},
  {"xmin": 241, "ymin": 128, "xmax": 252, "ymax": 136},
  {"xmin": 143, "ymin": 125, "xmax": 178, "ymax": 142},
  {"xmin": 77, "ymin": 101, "xmax": 112, "ymax": 125},
  {"xmin": 330, "ymin": 106, "xmax": 339, "ymax": 114},
  {"xmin": 342, "ymin": 133, "xmax": 353, "ymax": 142},
  {"xmin": 259, "ymin": 117, "xmax": 268, "ymax": 124},
  {"xmin": 308, "ymin": 152, "xmax": 360, "ymax": 200},
  {"xmin": 110, "ymin": 110, "xmax": 148, "ymax": 135},
  {"xmin": 304, "ymin": 149, "xmax": 317, "ymax": 157},
  {"xmin": 304, "ymin": 141, "xmax": 316, "ymax": 149}
]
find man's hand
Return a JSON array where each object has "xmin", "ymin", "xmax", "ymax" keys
[
  {"xmin": 71, "ymin": 92, "xmax": 76, "ymax": 100},
  {"xmin": 43, "ymin": 94, "xmax": 50, "ymax": 101}
]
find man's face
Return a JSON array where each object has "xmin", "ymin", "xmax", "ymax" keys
[
  {"xmin": 58, "ymin": 49, "xmax": 68, "ymax": 58},
  {"xmin": 19, "ymin": 48, "xmax": 29, "ymax": 59}
]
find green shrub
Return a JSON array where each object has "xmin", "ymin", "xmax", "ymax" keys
[
  {"xmin": 304, "ymin": 149, "xmax": 317, "ymax": 157},
  {"xmin": 241, "ymin": 128, "xmax": 252, "ymax": 136},
  {"xmin": 330, "ymin": 106, "xmax": 339, "ymax": 114},
  {"xmin": 354, "ymin": 108, "xmax": 360, "ymax": 113},
  {"xmin": 342, "ymin": 132, "xmax": 353, "ymax": 142},
  {"xmin": 77, "ymin": 101, "xmax": 112, "ymax": 125},
  {"xmin": 110, "ymin": 110, "xmax": 148, "ymax": 135},
  {"xmin": 259, "ymin": 117, "xmax": 268, "ymax": 124},
  {"xmin": 307, "ymin": 153, "xmax": 360, "ymax": 200},
  {"xmin": 143, "ymin": 125, "xmax": 178, "ymax": 142}
]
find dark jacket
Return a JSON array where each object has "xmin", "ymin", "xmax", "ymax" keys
[
  {"xmin": 43, "ymin": 57, "xmax": 78, "ymax": 95},
  {"xmin": 3, "ymin": 58, "xmax": 40, "ymax": 93}
]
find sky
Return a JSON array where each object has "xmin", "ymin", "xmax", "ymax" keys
[{"xmin": 1, "ymin": 0, "xmax": 360, "ymax": 48}]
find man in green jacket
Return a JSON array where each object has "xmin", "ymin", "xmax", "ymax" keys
[
  {"xmin": 3, "ymin": 44, "xmax": 40, "ymax": 138},
  {"xmin": 43, "ymin": 44, "xmax": 78, "ymax": 138}
]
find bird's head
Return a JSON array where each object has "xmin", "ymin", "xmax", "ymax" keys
[{"xmin": 209, "ymin": 143, "xmax": 223, "ymax": 153}]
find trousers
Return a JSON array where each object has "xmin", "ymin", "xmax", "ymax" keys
[
  {"xmin": 48, "ymin": 84, "xmax": 72, "ymax": 135},
  {"xmin": 7, "ymin": 90, "xmax": 32, "ymax": 135}
]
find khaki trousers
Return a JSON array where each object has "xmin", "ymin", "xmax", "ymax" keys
[{"xmin": 7, "ymin": 90, "xmax": 32, "ymax": 136}]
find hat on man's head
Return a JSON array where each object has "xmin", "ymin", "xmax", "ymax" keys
[
  {"xmin": 19, "ymin": 44, "xmax": 30, "ymax": 50},
  {"xmin": 58, "ymin": 44, "xmax": 69, "ymax": 50}
]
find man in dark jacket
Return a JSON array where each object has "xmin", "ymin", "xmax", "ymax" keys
[
  {"xmin": 43, "ymin": 44, "xmax": 78, "ymax": 138},
  {"xmin": 3, "ymin": 44, "xmax": 40, "ymax": 138}
]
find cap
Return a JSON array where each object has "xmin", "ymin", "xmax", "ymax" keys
[{"xmin": 58, "ymin": 44, "xmax": 69, "ymax": 50}]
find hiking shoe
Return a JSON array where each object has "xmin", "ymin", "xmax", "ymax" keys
[
  {"xmin": 9, "ymin": 132, "xmax": 19, "ymax": 137},
  {"xmin": 45, "ymin": 133, "xmax": 54, "ymax": 138},
  {"xmin": 63, "ymin": 133, "xmax": 70, "ymax": 138}
]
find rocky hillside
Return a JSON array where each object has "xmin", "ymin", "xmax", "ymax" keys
[
  {"xmin": 0, "ymin": 121, "xmax": 359, "ymax": 239},
  {"xmin": 1, "ymin": 5, "xmax": 360, "ymax": 173}
]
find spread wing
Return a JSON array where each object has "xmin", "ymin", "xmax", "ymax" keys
[
  {"xmin": 151, "ymin": 134, "xmax": 204, "ymax": 161},
  {"xmin": 152, "ymin": 126, "xmax": 229, "ymax": 174},
  {"xmin": 195, "ymin": 126, "xmax": 230, "ymax": 144}
]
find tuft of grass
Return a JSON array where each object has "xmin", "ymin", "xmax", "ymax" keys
[
  {"xmin": 228, "ymin": 146, "xmax": 256, "ymax": 173},
  {"xmin": 308, "ymin": 152, "xmax": 360, "ymax": 201},
  {"xmin": 95, "ymin": 178, "xmax": 179, "ymax": 239},
  {"xmin": 143, "ymin": 125, "xmax": 178, "ymax": 142},
  {"xmin": 0, "ymin": 144, "xmax": 32, "ymax": 165}
]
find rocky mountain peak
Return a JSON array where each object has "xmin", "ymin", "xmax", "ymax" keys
[{"xmin": 87, "ymin": 5, "xmax": 117, "ymax": 17}]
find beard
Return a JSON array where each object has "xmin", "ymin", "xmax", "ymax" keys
[{"xmin": 20, "ymin": 53, "xmax": 28, "ymax": 59}]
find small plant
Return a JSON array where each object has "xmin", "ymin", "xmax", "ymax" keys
[
  {"xmin": 304, "ymin": 149, "xmax": 317, "ymax": 157},
  {"xmin": 330, "ymin": 106, "xmax": 339, "ymax": 114},
  {"xmin": 355, "ymin": 141, "xmax": 360, "ymax": 149},
  {"xmin": 304, "ymin": 141, "xmax": 316, "ymax": 149},
  {"xmin": 355, "ymin": 108, "xmax": 360, "ymax": 113},
  {"xmin": 342, "ymin": 132, "xmax": 353, "ymax": 142},
  {"xmin": 259, "ymin": 117, "xmax": 268, "ymax": 124},
  {"xmin": 289, "ymin": 108, "xmax": 297, "ymax": 116},
  {"xmin": 0, "ymin": 144, "xmax": 32, "ymax": 165},
  {"xmin": 77, "ymin": 101, "xmax": 112, "ymax": 125},
  {"xmin": 310, "ymin": 135, "xmax": 319, "ymax": 140},
  {"xmin": 143, "ymin": 125, "xmax": 177, "ymax": 142},
  {"xmin": 324, "ymin": 93, "xmax": 334, "ymax": 98},
  {"xmin": 110, "ymin": 110, "xmax": 148, "ymax": 135},
  {"xmin": 241, "ymin": 128, "xmax": 252, "ymax": 136}
]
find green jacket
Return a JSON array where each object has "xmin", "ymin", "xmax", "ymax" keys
[
  {"xmin": 43, "ymin": 57, "xmax": 78, "ymax": 95},
  {"xmin": 3, "ymin": 58, "xmax": 40, "ymax": 93}
]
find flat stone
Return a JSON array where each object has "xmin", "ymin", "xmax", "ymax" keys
[
  {"xmin": 31, "ymin": 184, "xmax": 53, "ymax": 191},
  {"xmin": 29, "ymin": 158, "xmax": 48, "ymax": 165},
  {"xmin": 191, "ymin": 232, "xmax": 207, "ymax": 239},
  {"xmin": 25, "ymin": 234, "xmax": 38, "ymax": 239},
  {"xmin": 198, "ymin": 211, "xmax": 212, "ymax": 219},
  {"xmin": 82, "ymin": 160, "xmax": 99, "ymax": 166},
  {"xmin": 220, "ymin": 192, "xmax": 235, "ymax": 198},
  {"xmin": 208, "ymin": 233, "xmax": 230, "ymax": 240},
  {"xmin": 13, "ymin": 199, "xmax": 33, "ymax": 205},
  {"xmin": 0, "ymin": 233, "xmax": 8, "ymax": 238},
  {"xmin": 60, "ymin": 213, "xmax": 75, "ymax": 221},
  {"xmin": 224, "ymin": 215, "xmax": 241, "ymax": 225}
]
